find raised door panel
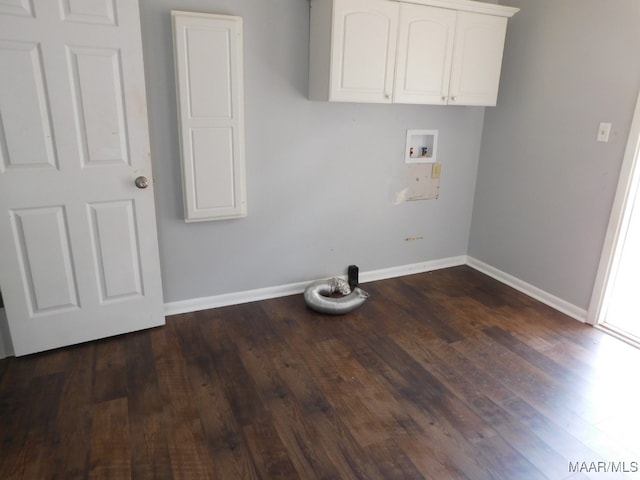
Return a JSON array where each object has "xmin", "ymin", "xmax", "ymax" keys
[
  {"xmin": 449, "ymin": 11, "xmax": 507, "ymax": 106},
  {"xmin": 9, "ymin": 206, "xmax": 79, "ymax": 316},
  {"xmin": 88, "ymin": 201, "xmax": 143, "ymax": 303},
  {"xmin": 330, "ymin": 0, "xmax": 399, "ymax": 103},
  {"xmin": 185, "ymin": 27, "xmax": 232, "ymax": 119},
  {"xmin": 172, "ymin": 11, "xmax": 246, "ymax": 222},
  {"xmin": 0, "ymin": 0, "xmax": 34, "ymax": 17},
  {"xmin": 189, "ymin": 127, "xmax": 235, "ymax": 212},
  {"xmin": 61, "ymin": 0, "xmax": 117, "ymax": 25},
  {"xmin": 394, "ymin": 4, "xmax": 456, "ymax": 105},
  {"xmin": 68, "ymin": 47, "xmax": 129, "ymax": 166},
  {"xmin": 0, "ymin": 41, "xmax": 58, "ymax": 171}
]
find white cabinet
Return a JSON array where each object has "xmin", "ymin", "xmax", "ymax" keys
[
  {"xmin": 310, "ymin": 0, "xmax": 399, "ymax": 103},
  {"xmin": 448, "ymin": 11, "xmax": 509, "ymax": 106},
  {"xmin": 394, "ymin": 3, "xmax": 456, "ymax": 104},
  {"xmin": 309, "ymin": 0, "xmax": 518, "ymax": 106},
  {"xmin": 172, "ymin": 11, "xmax": 247, "ymax": 222}
]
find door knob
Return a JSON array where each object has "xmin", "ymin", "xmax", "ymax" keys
[{"xmin": 135, "ymin": 176, "xmax": 149, "ymax": 189}]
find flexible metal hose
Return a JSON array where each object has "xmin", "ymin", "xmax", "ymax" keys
[{"xmin": 303, "ymin": 278, "xmax": 369, "ymax": 315}]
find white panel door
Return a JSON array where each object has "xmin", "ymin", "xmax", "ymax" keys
[
  {"xmin": 449, "ymin": 11, "xmax": 508, "ymax": 106},
  {"xmin": 0, "ymin": 0, "xmax": 164, "ymax": 356},
  {"xmin": 172, "ymin": 11, "xmax": 247, "ymax": 222},
  {"xmin": 330, "ymin": 0, "xmax": 399, "ymax": 103},
  {"xmin": 394, "ymin": 3, "xmax": 456, "ymax": 105}
]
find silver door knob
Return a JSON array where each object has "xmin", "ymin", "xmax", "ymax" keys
[{"xmin": 135, "ymin": 176, "xmax": 149, "ymax": 189}]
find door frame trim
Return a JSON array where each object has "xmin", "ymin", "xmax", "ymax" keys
[{"xmin": 587, "ymin": 87, "xmax": 640, "ymax": 326}]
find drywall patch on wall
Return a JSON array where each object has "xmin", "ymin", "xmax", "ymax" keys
[{"xmin": 406, "ymin": 163, "xmax": 440, "ymax": 201}]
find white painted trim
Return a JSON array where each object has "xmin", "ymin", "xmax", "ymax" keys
[
  {"xmin": 587, "ymin": 88, "xmax": 640, "ymax": 326},
  {"xmin": 164, "ymin": 255, "xmax": 588, "ymax": 325},
  {"xmin": 466, "ymin": 256, "xmax": 587, "ymax": 322},
  {"xmin": 164, "ymin": 255, "xmax": 467, "ymax": 316},
  {"xmin": 360, "ymin": 255, "xmax": 467, "ymax": 283},
  {"xmin": 399, "ymin": 0, "xmax": 519, "ymax": 18},
  {"xmin": 595, "ymin": 324, "xmax": 640, "ymax": 349},
  {"xmin": 164, "ymin": 280, "xmax": 309, "ymax": 316}
]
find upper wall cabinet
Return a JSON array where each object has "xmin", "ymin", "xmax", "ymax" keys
[
  {"xmin": 310, "ymin": 0, "xmax": 399, "ymax": 103},
  {"xmin": 447, "ymin": 11, "xmax": 510, "ymax": 106},
  {"xmin": 393, "ymin": 3, "xmax": 455, "ymax": 104},
  {"xmin": 309, "ymin": 0, "xmax": 518, "ymax": 106}
]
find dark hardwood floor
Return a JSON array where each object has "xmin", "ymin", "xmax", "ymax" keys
[{"xmin": 1, "ymin": 266, "xmax": 640, "ymax": 479}]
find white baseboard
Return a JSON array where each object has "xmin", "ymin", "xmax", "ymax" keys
[
  {"xmin": 465, "ymin": 256, "xmax": 587, "ymax": 322},
  {"xmin": 164, "ymin": 280, "xmax": 310, "ymax": 316},
  {"xmin": 359, "ymin": 255, "xmax": 467, "ymax": 284},
  {"xmin": 164, "ymin": 255, "xmax": 467, "ymax": 316},
  {"xmin": 163, "ymin": 255, "xmax": 586, "ymax": 323},
  {"xmin": 0, "ymin": 255, "xmax": 585, "ymax": 357}
]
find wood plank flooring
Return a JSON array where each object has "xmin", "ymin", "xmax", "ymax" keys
[{"xmin": 1, "ymin": 266, "xmax": 640, "ymax": 479}]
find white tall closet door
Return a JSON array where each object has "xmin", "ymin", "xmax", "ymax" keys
[
  {"xmin": 0, "ymin": 0, "xmax": 164, "ymax": 356},
  {"xmin": 172, "ymin": 11, "xmax": 247, "ymax": 222},
  {"xmin": 329, "ymin": 0, "xmax": 399, "ymax": 103},
  {"xmin": 394, "ymin": 3, "xmax": 456, "ymax": 105}
]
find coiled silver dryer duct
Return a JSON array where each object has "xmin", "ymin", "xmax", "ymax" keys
[{"xmin": 303, "ymin": 277, "xmax": 369, "ymax": 315}]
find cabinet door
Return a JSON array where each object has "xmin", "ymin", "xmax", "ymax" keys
[
  {"xmin": 449, "ymin": 11, "xmax": 508, "ymax": 106},
  {"xmin": 330, "ymin": 0, "xmax": 399, "ymax": 103},
  {"xmin": 394, "ymin": 4, "xmax": 456, "ymax": 105},
  {"xmin": 172, "ymin": 12, "xmax": 247, "ymax": 222}
]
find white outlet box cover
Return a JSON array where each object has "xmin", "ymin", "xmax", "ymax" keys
[{"xmin": 597, "ymin": 122, "xmax": 612, "ymax": 143}]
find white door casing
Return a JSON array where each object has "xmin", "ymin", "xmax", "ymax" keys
[
  {"xmin": 588, "ymin": 89, "xmax": 640, "ymax": 328},
  {"xmin": 0, "ymin": 0, "xmax": 164, "ymax": 356}
]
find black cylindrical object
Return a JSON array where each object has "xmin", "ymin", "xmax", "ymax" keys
[{"xmin": 348, "ymin": 265, "xmax": 359, "ymax": 290}]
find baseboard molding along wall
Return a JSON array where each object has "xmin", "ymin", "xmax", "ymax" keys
[
  {"xmin": 164, "ymin": 255, "xmax": 468, "ymax": 316},
  {"xmin": 0, "ymin": 255, "xmax": 586, "ymax": 359},
  {"xmin": 465, "ymin": 256, "xmax": 587, "ymax": 323},
  {"xmin": 164, "ymin": 255, "xmax": 587, "ymax": 322}
]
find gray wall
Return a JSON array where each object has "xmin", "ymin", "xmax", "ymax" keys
[
  {"xmin": 140, "ymin": 0, "xmax": 486, "ymax": 303},
  {"xmin": 469, "ymin": 0, "xmax": 640, "ymax": 309}
]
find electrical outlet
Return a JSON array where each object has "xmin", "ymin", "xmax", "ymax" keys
[{"xmin": 597, "ymin": 122, "xmax": 612, "ymax": 143}]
